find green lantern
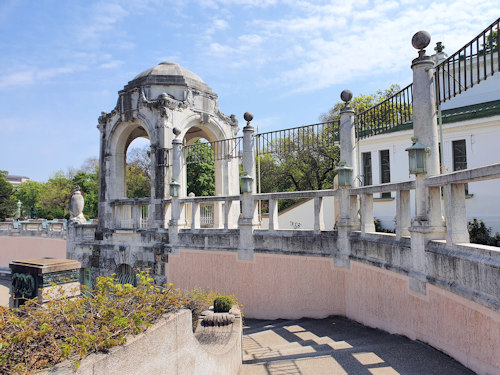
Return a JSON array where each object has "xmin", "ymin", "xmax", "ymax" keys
[
  {"xmin": 336, "ymin": 161, "xmax": 353, "ymax": 186},
  {"xmin": 240, "ymin": 173, "xmax": 253, "ymax": 193},
  {"xmin": 169, "ymin": 179, "xmax": 181, "ymax": 197},
  {"xmin": 406, "ymin": 137, "xmax": 430, "ymax": 174}
]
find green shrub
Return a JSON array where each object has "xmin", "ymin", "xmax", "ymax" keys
[
  {"xmin": 468, "ymin": 219, "xmax": 500, "ymax": 247},
  {"xmin": 0, "ymin": 270, "xmax": 234, "ymax": 374},
  {"xmin": 374, "ymin": 218, "xmax": 395, "ymax": 233},
  {"xmin": 18, "ymin": 216, "xmax": 25, "ymax": 221},
  {"xmin": 84, "ymin": 214, "xmax": 90, "ymax": 221},
  {"xmin": 213, "ymin": 296, "xmax": 233, "ymax": 313},
  {"xmin": 45, "ymin": 215, "xmax": 54, "ymax": 220}
]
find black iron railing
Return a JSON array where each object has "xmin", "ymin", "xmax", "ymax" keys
[
  {"xmin": 356, "ymin": 84, "xmax": 413, "ymax": 139},
  {"xmin": 184, "ymin": 137, "xmax": 242, "ymax": 165},
  {"xmin": 435, "ymin": 17, "xmax": 499, "ymax": 104},
  {"xmin": 256, "ymin": 121, "xmax": 339, "ymax": 157}
]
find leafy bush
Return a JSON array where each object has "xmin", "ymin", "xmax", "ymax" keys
[
  {"xmin": 213, "ymin": 296, "xmax": 233, "ymax": 313},
  {"xmin": 468, "ymin": 219, "xmax": 500, "ymax": 247},
  {"xmin": 45, "ymin": 215, "xmax": 54, "ymax": 220},
  {"xmin": 374, "ymin": 218, "xmax": 395, "ymax": 233},
  {"xmin": 0, "ymin": 270, "xmax": 237, "ymax": 374}
]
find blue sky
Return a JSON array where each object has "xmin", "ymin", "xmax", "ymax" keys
[{"xmin": 0, "ymin": 0, "xmax": 497, "ymax": 182}]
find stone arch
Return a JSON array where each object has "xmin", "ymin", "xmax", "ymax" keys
[
  {"xmin": 178, "ymin": 117, "xmax": 241, "ymax": 228},
  {"xmin": 180, "ymin": 117, "xmax": 236, "ymax": 196},
  {"xmin": 107, "ymin": 117, "xmax": 154, "ymax": 200}
]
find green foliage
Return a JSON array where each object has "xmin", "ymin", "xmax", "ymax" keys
[
  {"xmin": 0, "ymin": 171, "xmax": 17, "ymax": 221},
  {"xmin": 39, "ymin": 171, "xmax": 73, "ymax": 218},
  {"xmin": 0, "ymin": 270, "xmax": 238, "ymax": 374},
  {"xmin": 15, "ymin": 180, "xmax": 45, "ymax": 218},
  {"xmin": 213, "ymin": 296, "xmax": 233, "ymax": 313},
  {"xmin": 126, "ymin": 165, "xmax": 151, "ymax": 198},
  {"xmin": 45, "ymin": 215, "xmax": 54, "ymax": 220},
  {"xmin": 257, "ymin": 125, "xmax": 340, "ymax": 204},
  {"xmin": 468, "ymin": 219, "xmax": 500, "ymax": 247},
  {"xmin": 481, "ymin": 30, "xmax": 498, "ymax": 53},
  {"xmin": 320, "ymin": 84, "xmax": 402, "ymax": 122},
  {"xmin": 186, "ymin": 140, "xmax": 215, "ymax": 197},
  {"xmin": 374, "ymin": 218, "xmax": 395, "ymax": 234},
  {"xmin": 126, "ymin": 145, "xmax": 151, "ymax": 198}
]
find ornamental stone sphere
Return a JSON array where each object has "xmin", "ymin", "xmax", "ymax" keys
[
  {"xmin": 340, "ymin": 90, "xmax": 353, "ymax": 103},
  {"xmin": 244, "ymin": 112, "xmax": 253, "ymax": 122},
  {"xmin": 412, "ymin": 30, "xmax": 431, "ymax": 50}
]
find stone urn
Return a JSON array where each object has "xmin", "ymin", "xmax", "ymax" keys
[{"xmin": 69, "ymin": 186, "xmax": 87, "ymax": 224}]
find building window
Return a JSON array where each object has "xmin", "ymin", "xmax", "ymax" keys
[
  {"xmin": 453, "ymin": 139, "xmax": 468, "ymax": 194},
  {"xmin": 452, "ymin": 140, "xmax": 467, "ymax": 171},
  {"xmin": 380, "ymin": 149, "xmax": 391, "ymax": 198},
  {"xmin": 362, "ymin": 152, "xmax": 372, "ymax": 186}
]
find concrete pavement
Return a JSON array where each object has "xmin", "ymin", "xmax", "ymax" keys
[
  {"xmin": 241, "ymin": 316, "xmax": 474, "ymax": 375},
  {"xmin": 0, "ymin": 279, "xmax": 9, "ymax": 307}
]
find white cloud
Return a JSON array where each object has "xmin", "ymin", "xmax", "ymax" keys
[
  {"xmin": 99, "ymin": 60, "xmax": 124, "ymax": 69},
  {"xmin": 201, "ymin": 0, "xmax": 498, "ymax": 92},
  {"xmin": 76, "ymin": 3, "xmax": 129, "ymax": 43},
  {"xmin": 206, "ymin": 18, "xmax": 230, "ymax": 35},
  {"xmin": 0, "ymin": 65, "xmax": 88, "ymax": 89}
]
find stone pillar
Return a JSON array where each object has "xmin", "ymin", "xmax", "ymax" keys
[
  {"xmin": 339, "ymin": 94, "xmax": 358, "ymax": 188},
  {"xmin": 238, "ymin": 112, "xmax": 257, "ymax": 260},
  {"xmin": 360, "ymin": 194, "xmax": 375, "ymax": 233},
  {"xmin": 169, "ymin": 138, "xmax": 182, "ymax": 247},
  {"xmin": 445, "ymin": 183, "xmax": 469, "ymax": 244},
  {"xmin": 408, "ymin": 31, "xmax": 446, "ymax": 294},
  {"xmin": 10, "ymin": 258, "xmax": 81, "ymax": 308},
  {"xmin": 313, "ymin": 197, "xmax": 324, "ymax": 233},
  {"xmin": 336, "ymin": 91, "xmax": 360, "ymax": 268},
  {"xmin": 395, "ymin": 190, "xmax": 411, "ymax": 239}
]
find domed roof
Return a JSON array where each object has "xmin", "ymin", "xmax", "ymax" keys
[{"xmin": 124, "ymin": 62, "xmax": 212, "ymax": 92}]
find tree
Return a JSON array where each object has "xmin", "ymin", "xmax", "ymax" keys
[
  {"xmin": 15, "ymin": 180, "xmax": 44, "ymax": 217},
  {"xmin": 126, "ymin": 145, "xmax": 151, "ymax": 198},
  {"xmin": 0, "ymin": 171, "xmax": 17, "ymax": 220},
  {"xmin": 127, "ymin": 145, "xmax": 151, "ymax": 180},
  {"xmin": 126, "ymin": 165, "xmax": 150, "ymax": 198},
  {"xmin": 255, "ymin": 85, "xmax": 402, "ymax": 210},
  {"xmin": 80, "ymin": 157, "xmax": 99, "ymax": 174},
  {"xmin": 320, "ymin": 84, "xmax": 402, "ymax": 122},
  {"xmin": 186, "ymin": 140, "xmax": 215, "ymax": 197},
  {"xmin": 39, "ymin": 171, "xmax": 73, "ymax": 218}
]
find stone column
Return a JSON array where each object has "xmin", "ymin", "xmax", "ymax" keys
[
  {"xmin": 408, "ymin": 31, "xmax": 446, "ymax": 294},
  {"xmin": 444, "ymin": 183, "xmax": 469, "ymax": 244},
  {"xmin": 336, "ymin": 91, "xmax": 360, "ymax": 268},
  {"xmin": 238, "ymin": 112, "xmax": 257, "ymax": 260},
  {"xmin": 168, "ymin": 138, "xmax": 182, "ymax": 247}
]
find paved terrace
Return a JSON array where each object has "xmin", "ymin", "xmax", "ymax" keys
[{"xmin": 241, "ymin": 317, "xmax": 473, "ymax": 375}]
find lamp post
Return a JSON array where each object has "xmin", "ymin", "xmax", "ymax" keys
[{"xmin": 16, "ymin": 200, "xmax": 21, "ymax": 219}]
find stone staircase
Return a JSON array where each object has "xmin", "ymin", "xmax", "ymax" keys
[{"xmin": 240, "ymin": 317, "xmax": 474, "ymax": 375}]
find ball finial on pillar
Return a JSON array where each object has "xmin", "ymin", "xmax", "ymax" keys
[
  {"xmin": 243, "ymin": 112, "xmax": 254, "ymax": 128},
  {"xmin": 412, "ymin": 31, "xmax": 431, "ymax": 58},
  {"xmin": 340, "ymin": 90, "xmax": 353, "ymax": 103},
  {"xmin": 244, "ymin": 112, "xmax": 253, "ymax": 123}
]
